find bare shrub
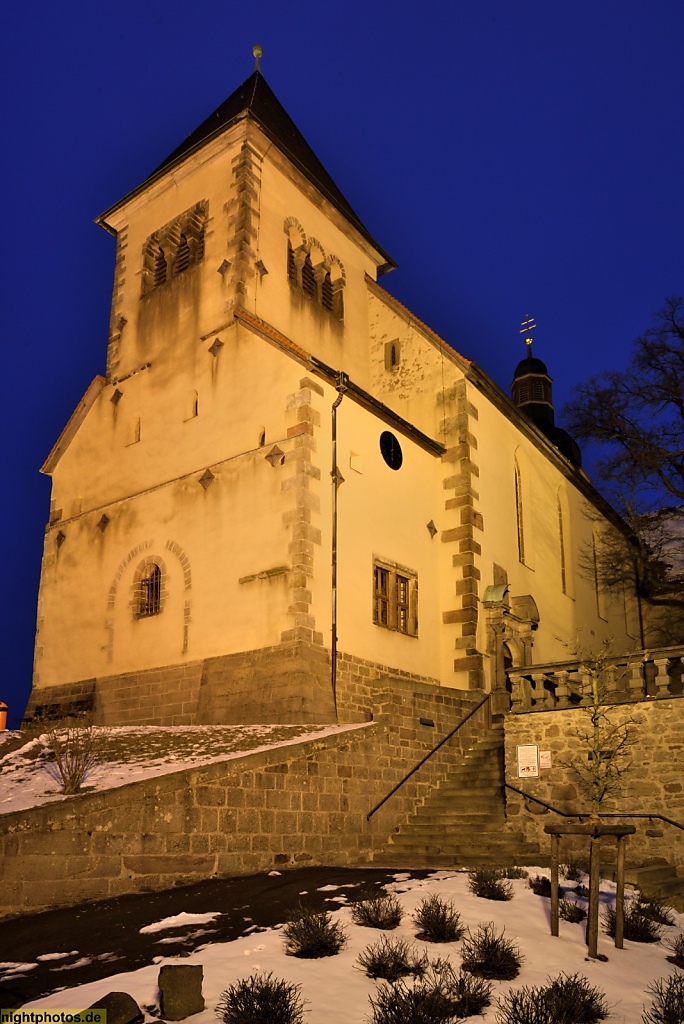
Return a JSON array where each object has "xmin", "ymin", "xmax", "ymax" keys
[
  {"xmin": 528, "ymin": 875, "xmax": 551, "ymax": 897},
  {"xmin": 603, "ymin": 901, "xmax": 662, "ymax": 943},
  {"xmin": 467, "ymin": 868, "xmax": 513, "ymax": 901},
  {"xmin": 351, "ymin": 893, "xmax": 403, "ymax": 930},
  {"xmin": 559, "ymin": 898, "xmax": 586, "ymax": 923},
  {"xmin": 216, "ymin": 972, "xmax": 306, "ymax": 1024},
  {"xmin": 41, "ymin": 718, "xmax": 107, "ymax": 795},
  {"xmin": 665, "ymin": 934, "xmax": 684, "ymax": 968},
  {"xmin": 496, "ymin": 972, "xmax": 609, "ymax": 1024},
  {"xmin": 283, "ymin": 904, "xmax": 346, "ymax": 958},
  {"xmin": 413, "ymin": 894, "xmax": 464, "ymax": 943},
  {"xmin": 642, "ymin": 974, "xmax": 684, "ymax": 1024},
  {"xmin": 460, "ymin": 922, "xmax": 523, "ymax": 980},
  {"xmin": 357, "ymin": 936, "xmax": 428, "ymax": 982}
]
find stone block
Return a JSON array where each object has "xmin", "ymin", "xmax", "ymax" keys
[
  {"xmin": 88, "ymin": 992, "xmax": 143, "ymax": 1024},
  {"xmin": 158, "ymin": 965, "xmax": 204, "ymax": 1020}
]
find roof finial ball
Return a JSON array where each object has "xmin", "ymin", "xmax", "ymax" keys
[{"xmin": 253, "ymin": 43, "xmax": 263, "ymax": 72}]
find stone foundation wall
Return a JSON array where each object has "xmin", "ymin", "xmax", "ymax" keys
[
  {"xmin": 1, "ymin": 678, "xmax": 489, "ymax": 918},
  {"xmin": 503, "ymin": 698, "xmax": 684, "ymax": 871},
  {"xmin": 26, "ymin": 641, "xmax": 470, "ymax": 728}
]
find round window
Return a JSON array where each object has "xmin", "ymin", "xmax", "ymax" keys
[{"xmin": 380, "ymin": 431, "xmax": 403, "ymax": 470}]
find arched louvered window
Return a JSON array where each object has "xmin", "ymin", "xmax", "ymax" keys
[
  {"xmin": 287, "ymin": 241, "xmax": 297, "ymax": 284},
  {"xmin": 154, "ymin": 247, "xmax": 167, "ymax": 287},
  {"xmin": 321, "ymin": 272, "xmax": 334, "ymax": 311},
  {"xmin": 174, "ymin": 234, "xmax": 191, "ymax": 275},
  {"xmin": 301, "ymin": 253, "xmax": 316, "ymax": 296},
  {"xmin": 138, "ymin": 563, "xmax": 162, "ymax": 617}
]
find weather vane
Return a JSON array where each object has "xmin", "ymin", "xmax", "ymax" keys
[
  {"xmin": 520, "ymin": 314, "xmax": 537, "ymax": 356},
  {"xmin": 253, "ymin": 43, "xmax": 263, "ymax": 72}
]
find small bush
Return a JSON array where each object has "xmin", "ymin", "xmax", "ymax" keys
[
  {"xmin": 603, "ymin": 902, "xmax": 662, "ymax": 943},
  {"xmin": 430, "ymin": 959, "xmax": 493, "ymax": 1017},
  {"xmin": 283, "ymin": 904, "xmax": 346, "ymax": 958},
  {"xmin": 573, "ymin": 883, "xmax": 590, "ymax": 898},
  {"xmin": 635, "ymin": 895, "xmax": 676, "ymax": 926},
  {"xmin": 467, "ymin": 868, "xmax": 513, "ymax": 902},
  {"xmin": 357, "ymin": 936, "xmax": 428, "ymax": 982},
  {"xmin": 528, "ymin": 875, "xmax": 552, "ymax": 897},
  {"xmin": 460, "ymin": 922, "xmax": 523, "ymax": 980},
  {"xmin": 495, "ymin": 986, "xmax": 553, "ymax": 1024},
  {"xmin": 642, "ymin": 973, "xmax": 684, "ymax": 1024},
  {"xmin": 665, "ymin": 934, "xmax": 684, "ymax": 968},
  {"xmin": 351, "ymin": 893, "xmax": 403, "ymax": 930},
  {"xmin": 543, "ymin": 973, "xmax": 610, "ymax": 1022},
  {"xmin": 216, "ymin": 973, "xmax": 306, "ymax": 1024},
  {"xmin": 559, "ymin": 898, "xmax": 587, "ymax": 923},
  {"xmin": 413, "ymin": 894, "xmax": 464, "ymax": 943},
  {"xmin": 496, "ymin": 973, "xmax": 609, "ymax": 1024},
  {"xmin": 501, "ymin": 865, "xmax": 529, "ymax": 879},
  {"xmin": 561, "ymin": 856, "xmax": 589, "ymax": 882},
  {"xmin": 368, "ymin": 962, "xmax": 491, "ymax": 1024}
]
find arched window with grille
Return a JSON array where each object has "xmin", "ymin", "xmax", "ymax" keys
[{"xmin": 138, "ymin": 563, "xmax": 162, "ymax": 617}]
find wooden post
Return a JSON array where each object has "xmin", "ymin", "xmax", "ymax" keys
[
  {"xmin": 550, "ymin": 832, "xmax": 560, "ymax": 936},
  {"xmin": 615, "ymin": 835, "xmax": 626, "ymax": 949},
  {"xmin": 587, "ymin": 834, "xmax": 601, "ymax": 958}
]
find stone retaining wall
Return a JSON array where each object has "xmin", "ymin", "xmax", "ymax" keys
[
  {"xmin": 1, "ymin": 678, "xmax": 488, "ymax": 918},
  {"xmin": 504, "ymin": 698, "xmax": 684, "ymax": 871}
]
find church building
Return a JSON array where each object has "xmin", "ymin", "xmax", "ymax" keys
[{"xmin": 27, "ymin": 66, "xmax": 636, "ymax": 726}]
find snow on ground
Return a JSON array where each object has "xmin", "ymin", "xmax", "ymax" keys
[
  {"xmin": 0, "ymin": 724, "xmax": 370, "ymax": 814},
  {"xmin": 12, "ymin": 869, "xmax": 684, "ymax": 1023}
]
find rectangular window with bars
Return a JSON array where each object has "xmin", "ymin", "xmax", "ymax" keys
[{"xmin": 373, "ymin": 559, "xmax": 418, "ymax": 636}]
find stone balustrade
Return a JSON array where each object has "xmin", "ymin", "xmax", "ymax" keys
[{"xmin": 508, "ymin": 645, "xmax": 684, "ymax": 713}]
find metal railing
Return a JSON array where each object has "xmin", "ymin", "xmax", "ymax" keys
[
  {"xmin": 366, "ymin": 693, "xmax": 491, "ymax": 820},
  {"xmin": 504, "ymin": 783, "xmax": 684, "ymax": 831}
]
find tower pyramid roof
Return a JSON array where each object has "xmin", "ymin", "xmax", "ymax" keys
[{"xmin": 100, "ymin": 70, "xmax": 396, "ymax": 273}]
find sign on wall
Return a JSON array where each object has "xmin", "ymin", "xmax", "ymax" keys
[{"xmin": 516, "ymin": 744, "xmax": 540, "ymax": 778}]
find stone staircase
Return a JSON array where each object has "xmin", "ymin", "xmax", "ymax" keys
[
  {"xmin": 617, "ymin": 863, "xmax": 684, "ymax": 912},
  {"xmin": 383, "ymin": 724, "xmax": 546, "ymax": 869}
]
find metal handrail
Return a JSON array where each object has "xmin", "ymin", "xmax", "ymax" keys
[
  {"xmin": 366, "ymin": 693, "xmax": 491, "ymax": 820},
  {"xmin": 504, "ymin": 783, "xmax": 684, "ymax": 831}
]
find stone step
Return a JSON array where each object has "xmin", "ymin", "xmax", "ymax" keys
[
  {"xmin": 410, "ymin": 813, "xmax": 505, "ymax": 826},
  {"xmin": 385, "ymin": 845, "xmax": 544, "ymax": 863},
  {"xmin": 403, "ymin": 823, "xmax": 515, "ymax": 837},
  {"xmin": 389, "ymin": 836, "xmax": 541, "ymax": 854},
  {"xmin": 421, "ymin": 795, "xmax": 503, "ymax": 808},
  {"xmin": 624, "ymin": 864, "xmax": 678, "ymax": 886},
  {"xmin": 417, "ymin": 799, "xmax": 504, "ymax": 815}
]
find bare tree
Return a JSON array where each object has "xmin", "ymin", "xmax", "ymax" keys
[
  {"xmin": 563, "ymin": 297, "xmax": 684, "ymax": 641},
  {"xmin": 561, "ymin": 639, "xmax": 634, "ymax": 818}
]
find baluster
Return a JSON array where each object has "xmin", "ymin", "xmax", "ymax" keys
[
  {"xmin": 652, "ymin": 657, "xmax": 672, "ymax": 697},
  {"xmin": 531, "ymin": 672, "xmax": 552, "ymax": 709},
  {"xmin": 627, "ymin": 660, "xmax": 645, "ymax": 698},
  {"xmin": 603, "ymin": 663, "xmax": 618, "ymax": 697},
  {"xmin": 514, "ymin": 674, "xmax": 533, "ymax": 712},
  {"xmin": 579, "ymin": 668, "xmax": 593, "ymax": 704},
  {"xmin": 554, "ymin": 670, "xmax": 572, "ymax": 709}
]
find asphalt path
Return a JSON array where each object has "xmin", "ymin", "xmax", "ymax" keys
[{"xmin": 1, "ymin": 865, "xmax": 432, "ymax": 1006}]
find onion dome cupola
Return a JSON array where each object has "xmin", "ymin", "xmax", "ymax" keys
[
  {"xmin": 512, "ymin": 316, "xmax": 554, "ymax": 428},
  {"xmin": 511, "ymin": 316, "xmax": 582, "ymax": 467}
]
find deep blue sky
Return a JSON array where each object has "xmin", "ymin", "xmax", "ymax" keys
[{"xmin": 2, "ymin": 1, "xmax": 682, "ymax": 724}]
